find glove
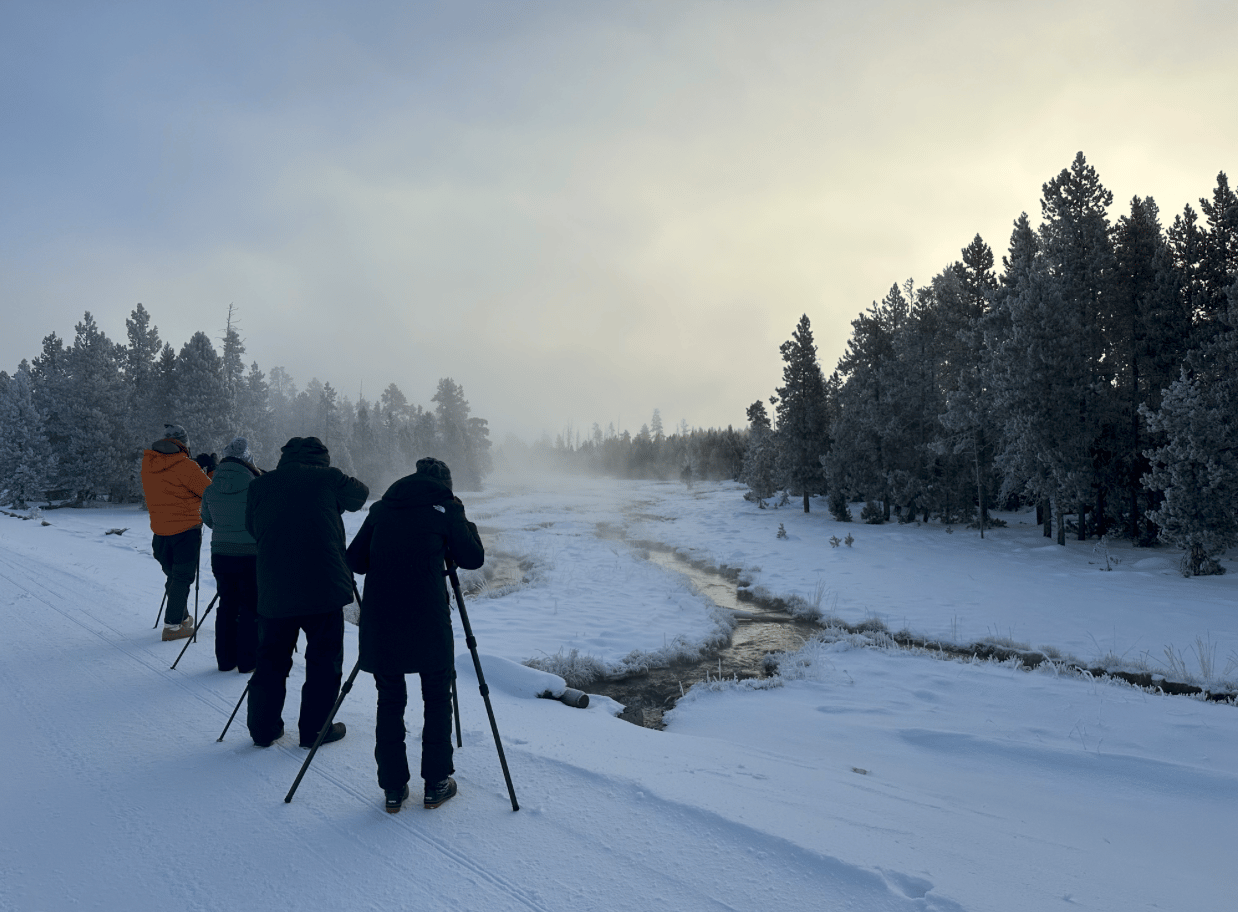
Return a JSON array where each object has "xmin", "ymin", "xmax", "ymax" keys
[{"xmin": 194, "ymin": 452, "xmax": 218, "ymax": 474}]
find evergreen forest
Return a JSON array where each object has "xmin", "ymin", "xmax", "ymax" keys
[
  {"xmin": 0, "ymin": 305, "xmax": 493, "ymax": 502},
  {"xmin": 740, "ymin": 154, "xmax": 1238, "ymax": 575}
]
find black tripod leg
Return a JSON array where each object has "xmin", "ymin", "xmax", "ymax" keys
[
  {"xmin": 171, "ymin": 593, "xmax": 219, "ymax": 670},
  {"xmin": 447, "ymin": 565, "xmax": 518, "ymax": 811},
  {"xmin": 285, "ymin": 659, "xmax": 362, "ymax": 803},
  {"xmin": 452, "ymin": 668, "xmax": 462, "ymax": 748},
  {"xmin": 218, "ymin": 679, "xmax": 250, "ymax": 742}
]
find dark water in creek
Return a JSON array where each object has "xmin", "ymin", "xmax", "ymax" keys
[{"xmin": 591, "ymin": 546, "xmax": 821, "ymax": 729}]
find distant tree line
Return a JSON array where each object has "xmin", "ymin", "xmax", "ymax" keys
[
  {"xmin": 741, "ymin": 153, "xmax": 1238, "ymax": 575},
  {"xmin": 503, "ymin": 410, "xmax": 747, "ymax": 484},
  {"xmin": 0, "ymin": 304, "xmax": 492, "ymax": 505}
]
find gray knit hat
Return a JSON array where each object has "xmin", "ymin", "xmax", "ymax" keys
[
  {"xmin": 415, "ymin": 457, "xmax": 453, "ymax": 491},
  {"xmin": 222, "ymin": 436, "xmax": 250, "ymax": 461},
  {"xmin": 163, "ymin": 424, "xmax": 188, "ymax": 445}
]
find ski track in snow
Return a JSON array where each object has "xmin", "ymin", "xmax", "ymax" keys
[{"xmin": 0, "ymin": 508, "xmax": 956, "ymax": 912}]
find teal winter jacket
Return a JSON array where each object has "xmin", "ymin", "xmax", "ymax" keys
[{"xmin": 200, "ymin": 457, "xmax": 261, "ymax": 555}]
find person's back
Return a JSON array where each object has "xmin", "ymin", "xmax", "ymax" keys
[
  {"xmin": 246, "ymin": 436, "xmax": 368, "ymax": 618},
  {"xmin": 243, "ymin": 436, "xmax": 368, "ymax": 749},
  {"xmin": 345, "ymin": 456, "xmax": 482, "ymax": 812},
  {"xmin": 140, "ymin": 423, "xmax": 211, "ymax": 641},
  {"xmin": 353, "ymin": 471, "xmax": 484, "ymax": 675},
  {"xmin": 200, "ymin": 436, "xmax": 262, "ymax": 672}
]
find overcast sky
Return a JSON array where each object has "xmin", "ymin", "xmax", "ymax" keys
[{"xmin": 2, "ymin": 1, "xmax": 1235, "ymax": 443}]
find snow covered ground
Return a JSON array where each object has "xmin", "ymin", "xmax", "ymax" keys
[{"xmin": 1, "ymin": 475, "xmax": 1235, "ymax": 911}]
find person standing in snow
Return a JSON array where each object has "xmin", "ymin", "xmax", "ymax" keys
[
  {"xmin": 141, "ymin": 423, "xmax": 212, "ymax": 642},
  {"xmin": 200, "ymin": 436, "xmax": 262, "ymax": 674},
  {"xmin": 345, "ymin": 457, "xmax": 484, "ymax": 813},
  {"xmin": 244, "ymin": 436, "xmax": 368, "ymax": 749}
]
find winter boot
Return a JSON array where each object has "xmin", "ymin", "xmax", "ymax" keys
[
  {"xmin": 161, "ymin": 615, "xmax": 195, "ymax": 642},
  {"xmin": 424, "ymin": 777, "xmax": 457, "ymax": 809},
  {"xmin": 301, "ymin": 721, "xmax": 346, "ymax": 749},
  {"xmin": 384, "ymin": 784, "xmax": 410, "ymax": 814},
  {"xmin": 253, "ymin": 726, "xmax": 284, "ymax": 748}
]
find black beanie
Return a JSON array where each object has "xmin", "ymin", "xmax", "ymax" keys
[{"xmin": 415, "ymin": 457, "xmax": 453, "ymax": 491}]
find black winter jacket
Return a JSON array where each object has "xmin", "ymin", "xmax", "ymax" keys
[
  {"xmin": 245, "ymin": 437, "xmax": 369, "ymax": 618},
  {"xmin": 345, "ymin": 473, "xmax": 484, "ymax": 674}
]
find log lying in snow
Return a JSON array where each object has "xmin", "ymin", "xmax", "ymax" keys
[{"xmin": 537, "ymin": 688, "xmax": 590, "ymax": 709}]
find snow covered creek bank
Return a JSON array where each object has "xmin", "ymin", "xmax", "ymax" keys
[{"xmin": 580, "ymin": 532, "xmax": 1237, "ymax": 730}]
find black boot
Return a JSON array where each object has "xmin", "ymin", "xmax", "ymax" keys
[{"xmin": 424, "ymin": 776, "xmax": 457, "ymax": 809}]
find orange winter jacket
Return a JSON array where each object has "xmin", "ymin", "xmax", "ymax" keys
[{"xmin": 141, "ymin": 439, "xmax": 212, "ymax": 536}]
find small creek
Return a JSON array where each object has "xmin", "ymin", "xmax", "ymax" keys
[{"xmin": 591, "ymin": 545, "xmax": 822, "ymax": 729}]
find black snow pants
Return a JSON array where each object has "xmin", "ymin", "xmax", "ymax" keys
[
  {"xmin": 373, "ymin": 668, "xmax": 455, "ymax": 790},
  {"xmin": 152, "ymin": 525, "xmax": 201, "ymax": 625},
  {"xmin": 210, "ymin": 554, "xmax": 258, "ymax": 673},
  {"xmin": 247, "ymin": 610, "xmax": 344, "ymax": 746}
]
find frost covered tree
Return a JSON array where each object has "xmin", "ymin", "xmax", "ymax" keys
[
  {"xmin": 828, "ymin": 286, "xmax": 908, "ymax": 517},
  {"xmin": 433, "ymin": 378, "xmax": 489, "ymax": 490},
  {"xmin": 220, "ymin": 305, "xmax": 246, "ymax": 429},
  {"xmin": 775, "ymin": 315, "xmax": 829, "ymax": 512},
  {"xmin": 989, "ymin": 262, "xmax": 1098, "ymax": 545},
  {"xmin": 172, "ymin": 331, "xmax": 230, "ymax": 453},
  {"xmin": 0, "ymin": 362, "xmax": 56, "ymax": 507},
  {"xmin": 1193, "ymin": 172, "xmax": 1238, "ymax": 336},
  {"xmin": 1144, "ymin": 279, "xmax": 1238, "ymax": 575},
  {"xmin": 740, "ymin": 399, "xmax": 779, "ymax": 499},
  {"xmin": 938, "ymin": 237, "xmax": 1000, "ymax": 533},
  {"xmin": 122, "ymin": 304, "xmax": 164, "ymax": 488},
  {"xmin": 1110, "ymin": 197, "xmax": 1190, "ymax": 541},
  {"xmin": 56, "ymin": 314, "xmax": 128, "ymax": 501}
]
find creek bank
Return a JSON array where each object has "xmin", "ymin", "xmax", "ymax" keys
[{"xmin": 590, "ymin": 540, "xmax": 1236, "ymax": 727}]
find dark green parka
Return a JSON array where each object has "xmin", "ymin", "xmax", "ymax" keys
[
  {"xmin": 345, "ymin": 473, "xmax": 484, "ymax": 674},
  {"xmin": 245, "ymin": 437, "xmax": 369, "ymax": 618}
]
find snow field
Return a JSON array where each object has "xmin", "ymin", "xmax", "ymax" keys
[{"xmin": 1, "ymin": 474, "xmax": 1235, "ymax": 910}]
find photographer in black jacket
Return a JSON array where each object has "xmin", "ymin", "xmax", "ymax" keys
[
  {"xmin": 346, "ymin": 457, "xmax": 484, "ymax": 813},
  {"xmin": 245, "ymin": 437, "xmax": 368, "ymax": 749}
]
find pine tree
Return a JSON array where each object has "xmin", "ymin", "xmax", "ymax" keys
[
  {"xmin": 220, "ymin": 305, "xmax": 246, "ymax": 428},
  {"xmin": 59, "ymin": 314, "xmax": 127, "ymax": 501},
  {"xmin": 123, "ymin": 304, "xmax": 163, "ymax": 489},
  {"xmin": 938, "ymin": 237, "xmax": 1000, "ymax": 534},
  {"xmin": 1038, "ymin": 152, "xmax": 1118, "ymax": 538},
  {"xmin": 1195, "ymin": 172, "xmax": 1238, "ymax": 335},
  {"xmin": 828, "ymin": 286, "xmax": 908, "ymax": 517},
  {"xmin": 432, "ymin": 378, "xmax": 488, "ymax": 490},
  {"xmin": 991, "ymin": 260, "xmax": 1101, "ymax": 544},
  {"xmin": 172, "ymin": 331, "xmax": 230, "ymax": 453},
  {"xmin": 0, "ymin": 362, "xmax": 56, "ymax": 507},
  {"xmin": 1110, "ymin": 196, "xmax": 1191, "ymax": 541},
  {"xmin": 29, "ymin": 332, "xmax": 71, "ymax": 496},
  {"xmin": 237, "ymin": 362, "xmax": 271, "ymax": 463},
  {"xmin": 1144, "ymin": 279, "xmax": 1238, "ymax": 573},
  {"xmin": 775, "ymin": 314, "xmax": 828, "ymax": 512}
]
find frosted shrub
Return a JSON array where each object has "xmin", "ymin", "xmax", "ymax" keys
[
  {"xmin": 860, "ymin": 500, "xmax": 884, "ymax": 524},
  {"xmin": 525, "ymin": 648, "xmax": 612, "ymax": 688},
  {"xmin": 828, "ymin": 490, "xmax": 852, "ymax": 522}
]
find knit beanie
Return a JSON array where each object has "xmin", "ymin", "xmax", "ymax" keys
[
  {"xmin": 415, "ymin": 457, "xmax": 453, "ymax": 491},
  {"xmin": 164, "ymin": 424, "xmax": 188, "ymax": 445},
  {"xmin": 223, "ymin": 436, "xmax": 251, "ymax": 461}
]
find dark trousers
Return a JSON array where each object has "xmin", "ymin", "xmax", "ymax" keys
[
  {"xmin": 247, "ymin": 610, "xmax": 344, "ymax": 746},
  {"xmin": 210, "ymin": 554, "xmax": 258, "ymax": 673},
  {"xmin": 152, "ymin": 526, "xmax": 201, "ymax": 625},
  {"xmin": 374, "ymin": 667, "xmax": 455, "ymax": 790}
]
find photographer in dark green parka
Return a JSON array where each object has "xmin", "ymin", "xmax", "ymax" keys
[{"xmin": 346, "ymin": 457, "xmax": 484, "ymax": 813}]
